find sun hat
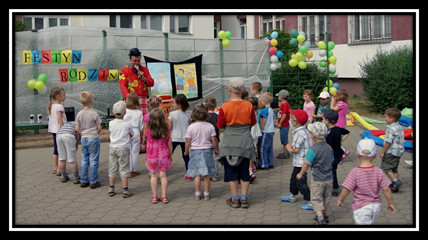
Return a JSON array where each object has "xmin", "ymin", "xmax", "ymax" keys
[
  {"xmin": 317, "ymin": 91, "xmax": 330, "ymax": 99},
  {"xmin": 289, "ymin": 108, "xmax": 308, "ymax": 125},
  {"xmin": 307, "ymin": 122, "xmax": 328, "ymax": 138},
  {"xmin": 276, "ymin": 89, "xmax": 290, "ymax": 99},
  {"xmin": 113, "ymin": 100, "xmax": 126, "ymax": 117},
  {"xmin": 228, "ymin": 77, "xmax": 245, "ymax": 93},
  {"xmin": 357, "ymin": 138, "xmax": 377, "ymax": 158}
]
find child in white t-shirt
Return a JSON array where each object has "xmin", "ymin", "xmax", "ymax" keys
[{"xmin": 124, "ymin": 92, "xmax": 143, "ymax": 177}]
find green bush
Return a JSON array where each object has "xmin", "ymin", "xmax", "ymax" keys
[{"xmin": 358, "ymin": 45, "xmax": 413, "ymax": 113}]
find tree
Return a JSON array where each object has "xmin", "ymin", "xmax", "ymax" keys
[
  {"xmin": 358, "ymin": 45, "xmax": 413, "ymax": 113},
  {"xmin": 15, "ymin": 18, "xmax": 30, "ymax": 32}
]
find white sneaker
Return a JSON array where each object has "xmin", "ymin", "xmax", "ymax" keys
[{"xmin": 404, "ymin": 160, "xmax": 413, "ymax": 167}]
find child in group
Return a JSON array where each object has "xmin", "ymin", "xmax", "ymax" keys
[
  {"xmin": 124, "ymin": 92, "xmax": 144, "ymax": 177},
  {"xmin": 145, "ymin": 108, "xmax": 173, "ymax": 204},
  {"xmin": 184, "ymin": 104, "xmax": 219, "ymax": 201},
  {"xmin": 258, "ymin": 92, "xmax": 275, "ymax": 170},
  {"xmin": 168, "ymin": 94, "xmax": 192, "ymax": 181},
  {"xmin": 108, "ymin": 100, "xmax": 134, "ymax": 198},
  {"xmin": 75, "ymin": 91, "xmax": 102, "ymax": 189},
  {"xmin": 249, "ymin": 81, "xmax": 262, "ymax": 98},
  {"xmin": 280, "ymin": 109, "xmax": 313, "ymax": 210},
  {"xmin": 142, "ymin": 95, "xmax": 164, "ymax": 179},
  {"xmin": 56, "ymin": 121, "xmax": 80, "ymax": 184},
  {"xmin": 312, "ymin": 91, "xmax": 330, "ymax": 123},
  {"xmin": 380, "ymin": 107, "xmax": 405, "ymax": 192},
  {"xmin": 337, "ymin": 138, "xmax": 396, "ymax": 225},
  {"xmin": 47, "ymin": 86, "xmax": 67, "ymax": 176},
  {"xmin": 204, "ymin": 97, "xmax": 221, "ymax": 182},
  {"xmin": 297, "ymin": 122, "xmax": 334, "ymax": 225},
  {"xmin": 330, "ymin": 88, "xmax": 350, "ymax": 162},
  {"xmin": 323, "ymin": 109, "xmax": 350, "ymax": 196},
  {"xmin": 275, "ymin": 89, "xmax": 291, "ymax": 160},
  {"xmin": 217, "ymin": 77, "xmax": 257, "ymax": 208},
  {"xmin": 303, "ymin": 89, "xmax": 316, "ymax": 124},
  {"xmin": 246, "ymin": 96, "xmax": 261, "ymax": 183}
]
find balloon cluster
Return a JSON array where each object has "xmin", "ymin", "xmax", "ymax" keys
[
  {"xmin": 317, "ymin": 40, "xmax": 337, "ymax": 74},
  {"xmin": 323, "ymin": 79, "xmax": 340, "ymax": 95},
  {"xmin": 27, "ymin": 73, "xmax": 48, "ymax": 94},
  {"xmin": 266, "ymin": 31, "xmax": 283, "ymax": 71},
  {"xmin": 288, "ymin": 29, "xmax": 313, "ymax": 70},
  {"xmin": 218, "ymin": 30, "xmax": 232, "ymax": 47}
]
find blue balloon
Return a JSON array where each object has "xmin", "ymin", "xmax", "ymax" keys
[
  {"xmin": 275, "ymin": 50, "xmax": 284, "ymax": 59},
  {"xmin": 332, "ymin": 82, "xmax": 340, "ymax": 89},
  {"xmin": 271, "ymin": 31, "xmax": 278, "ymax": 39}
]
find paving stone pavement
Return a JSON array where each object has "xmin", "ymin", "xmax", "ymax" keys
[{"xmin": 11, "ymin": 121, "xmax": 417, "ymax": 231}]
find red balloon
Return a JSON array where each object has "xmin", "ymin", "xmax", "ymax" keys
[{"xmin": 269, "ymin": 47, "xmax": 277, "ymax": 55}]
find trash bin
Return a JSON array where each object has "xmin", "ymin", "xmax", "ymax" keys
[{"xmin": 159, "ymin": 95, "xmax": 173, "ymax": 117}]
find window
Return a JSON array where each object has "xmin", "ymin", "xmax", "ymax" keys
[
  {"xmin": 214, "ymin": 21, "xmax": 220, "ymax": 38},
  {"xmin": 109, "ymin": 15, "xmax": 116, "ymax": 27},
  {"xmin": 260, "ymin": 15, "xmax": 284, "ymax": 36},
  {"xmin": 150, "ymin": 15, "xmax": 162, "ymax": 31},
  {"xmin": 240, "ymin": 17, "xmax": 246, "ymax": 39},
  {"xmin": 349, "ymin": 15, "xmax": 391, "ymax": 44},
  {"xmin": 300, "ymin": 15, "xmax": 331, "ymax": 47},
  {"xmin": 120, "ymin": 15, "xmax": 132, "ymax": 28},
  {"xmin": 23, "ymin": 15, "xmax": 70, "ymax": 30},
  {"xmin": 141, "ymin": 15, "xmax": 147, "ymax": 29},
  {"xmin": 170, "ymin": 15, "xmax": 191, "ymax": 33}
]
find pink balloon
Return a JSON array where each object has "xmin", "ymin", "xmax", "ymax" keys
[
  {"xmin": 269, "ymin": 47, "xmax": 277, "ymax": 55},
  {"xmin": 265, "ymin": 39, "xmax": 271, "ymax": 45}
]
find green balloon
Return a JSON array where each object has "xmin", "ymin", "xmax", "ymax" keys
[
  {"xmin": 319, "ymin": 60, "xmax": 327, "ymax": 68},
  {"xmin": 299, "ymin": 45, "xmax": 308, "ymax": 53},
  {"xmin": 225, "ymin": 31, "xmax": 232, "ymax": 39},
  {"xmin": 37, "ymin": 73, "xmax": 48, "ymax": 83},
  {"xmin": 328, "ymin": 41, "xmax": 335, "ymax": 50},
  {"xmin": 290, "ymin": 29, "xmax": 298, "ymax": 38},
  {"xmin": 328, "ymin": 50, "xmax": 334, "ymax": 58},
  {"xmin": 289, "ymin": 38, "xmax": 298, "ymax": 46}
]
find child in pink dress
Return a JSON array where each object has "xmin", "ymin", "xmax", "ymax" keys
[
  {"xmin": 145, "ymin": 108, "xmax": 173, "ymax": 204},
  {"xmin": 330, "ymin": 88, "xmax": 350, "ymax": 162}
]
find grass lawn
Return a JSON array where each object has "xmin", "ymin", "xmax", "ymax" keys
[{"xmin": 347, "ymin": 96, "xmax": 384, "ymax": 120}]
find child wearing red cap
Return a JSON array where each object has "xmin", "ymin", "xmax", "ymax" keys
[{"xmin": 280, "ymin": 109, "xmax": 313, "ymax": 210}]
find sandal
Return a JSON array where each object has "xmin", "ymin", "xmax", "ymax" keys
[
  {"xmin": 52, "ymin": 168, "xmax": 58, "ymax": 174},
  {"xmin": 159, "ymin": 196, "xmax": 169, "ymax": 204},
  {"xmin": 151, "ymin": 196, "xmax": 158, "ymax": 204},
  {"xmin": 226, "ymin": 198, "xmax": 240, "ymax": 208}
]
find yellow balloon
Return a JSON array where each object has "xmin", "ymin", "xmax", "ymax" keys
[
  {"xmin": 298, "ymin": 60, "xmax": 307, "ymax": 69},
  {"xmin": 326, "ymin": 79, "xmax": 333, "ymax": 87},
  {"xmin": 297, "ymin": 34, "xmax": 305, "ymax": 43},
  {"xmin": 329, "ymin": 56, "xmax": 337, "ymax": 64},
  {"xmin": 289, "ymin": 58, "xmax": 298, "ymax": 67},
  {"xmin": 291, "ymin": 53, "xmax": 296, "ymax": 59},
  {"xmin": 323, "ymin": 87, "xmax": 328, "ymax": 92},
  {"xmin": 329, "ymin": 87, "xmax": 337, "ymax": 95},
  {"xmin": 318, "ymin": 41, "xmax": 326, "ymax": 49},
  {"xmin": 305, "ymin": 50, "xmax": 313, "ymax": 59},
  {"xmin": 218, "ymin": 30, "xmax": 226, "ymax": 39},
  {"xmin": 295, "ymin": 52, "xmax": 303, "ymax": 61},
  {"xmin": 270, "ymin": 39, "xmax": 278, "ymax": 47}
]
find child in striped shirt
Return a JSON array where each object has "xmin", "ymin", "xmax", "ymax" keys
[
  {"xmin": 337, "ymin": 138, "xmax": 395, "ymax": 225},
  {"xmin": 56, "ymin": 121, "xmax": 80, "ymax": 183}
]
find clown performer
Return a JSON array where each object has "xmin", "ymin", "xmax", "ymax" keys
[{"xmin": 119, "ymin": 48, "xmax": 154, "ymax": 152}]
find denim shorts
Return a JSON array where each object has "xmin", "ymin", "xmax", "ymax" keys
[{"xmin": 279, "ymin": 126, "xmax": 290, "ymax": 145}]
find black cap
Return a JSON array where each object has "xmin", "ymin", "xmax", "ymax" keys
[
  {"xmin": 324, "ymin": 109, "xmax": 338, "ymax": 123},
  {"xmin": 129, "ymin": 48, "xmax": 141, "ymax": 56}
]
